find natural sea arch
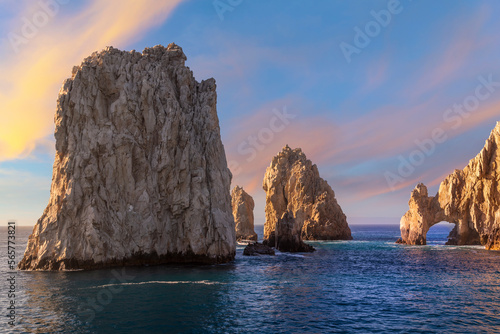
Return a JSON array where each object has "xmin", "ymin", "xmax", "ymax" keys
[
  {"xmin": 399, "ymin": 124, "xmax": 500, "ymax": 250},
  {"xmin": 425, "ymin": 221, "xmax": 482, "ymax": 245},
  {"xmin": 398, "ymin": 184, "xmax": 482, "ymax": 246}
]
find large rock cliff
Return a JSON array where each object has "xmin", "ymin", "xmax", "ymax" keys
[
  {"xmin": 399, "ymin": 122, "xmax": 500, "ymax": 250},
  {"xmin": 263, "ymin": 146, "xmax": 352, "ymax": 244},
  {"xmin": 18, "ymin": 44, "xmax": 236, "ymax": 270},
  {"xmin": 231, "ymin": 186, "xmax": 257, "ymax": 241}
]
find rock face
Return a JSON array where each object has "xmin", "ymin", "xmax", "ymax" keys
[
  {"xmin": 399, "ymin": 122, "xmax": 500, "ymax": 250},
  {"xmin": 263, "ymin": 211, "xmax": 315, "ymax": 252},
  {"xmin": 263, "ymin": 145, "xmax": 352, "ymax": 243},
  {"xmin": 231, "ymin": 186, "xmax": 257, "ymax": 241},
  {"xmin": 18, "ymin": 44, "xmax": 236, "ymax": 270},
  {"xmin": 243, "ymin": 242, "xmax": 275, "ymax": 256}
]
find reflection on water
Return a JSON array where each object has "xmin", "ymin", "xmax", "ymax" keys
[
  {"xmin": 1, "ymin": 225, "xmax": 500, "ymax": 333},
  {"xmin": 19, "ymin": 272, "xmax": 85, "ymax": 333}
]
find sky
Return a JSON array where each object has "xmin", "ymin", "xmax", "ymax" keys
[{"xmin": 1, "ymin": 0, "xmax": 500, "ymax": 226}]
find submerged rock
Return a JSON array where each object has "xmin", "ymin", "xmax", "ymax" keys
[
  {"xmin": 399, "ymin": 122, "xmax": 500, "ymax": 250},
  {"xmin": 243, "ymin": 242, "xmax": 275, "ymax": 256},
  {"xmin": 231, "ymin": 186, "xmax": 258, "ymax": 241},
  {"xmin": 18, "ymin": 44, "xmax": 235, "ymax": 270},
  {"xmin": 263, "ymin": 145, "xmax": 352, "ymax": 244}
]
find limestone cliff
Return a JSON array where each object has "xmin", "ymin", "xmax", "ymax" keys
[
  {"xmin": 263, "ymin": 145, "xmax": 352, "ymax": 244},
  {"xmin": 231, "ymin": 186, "xmax": 257, "ymax": 241},
  {"xmin": 18, "ymin": 44, "xmax": 236, "ymax": 270},
  {"xmin": 399, "ymin": 122, "xmax": 500, "ymax": 250}
]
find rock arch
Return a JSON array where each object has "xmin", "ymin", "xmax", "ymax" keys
[
  {"xmin": 399, "ymin": 184, "xmax": 481, "ymax": 246},
  {"xmin": 398, "ymin": 122, "xmax": 500, "ymax": 250}
]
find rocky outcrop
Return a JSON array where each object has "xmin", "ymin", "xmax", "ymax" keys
[
  {"xmin": 399, "ymin": 122, "xmax": 500, "ymax": 250},
  {"xmin": 243, "ymin": 242, "xmax": 275, "ymax": 256},
  {"xmin": 263, "ymin": 211, "xmax": 315, "ymax": 252},
  {"xmin": 18, "ymin": 44, "xmax": 235, "ymax": 270},
  {"xmin": 263, "ymin": 145, "xmax": 352, "ymax": 243},
  {"xmin": 231, "ymin": 186, "xmax": 257, "ymax": 241}
]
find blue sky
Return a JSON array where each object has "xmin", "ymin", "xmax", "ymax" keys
[{"xmin": 1, "ymin": 0, "xmax": 500, "ymax": 225}]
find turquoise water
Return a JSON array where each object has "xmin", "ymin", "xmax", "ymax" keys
[{"xmin": 1, "ymin": 224, "xmax": 500, "ymax": 333}]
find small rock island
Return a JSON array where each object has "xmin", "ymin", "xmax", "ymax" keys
[
  {"xmin": 231, "ymin": 186, "xmax": 258, "ymax": 242},
  {"xmin": 399, "ymin": 122, "xmax": 500, "ymax": 250},
  {"xmin": 19, "ymin": 44, "xmax": 236, "ymax": 270},
  {"xmin": 262, "ymin": 146, "xmax": 352, "ymax": 252}
]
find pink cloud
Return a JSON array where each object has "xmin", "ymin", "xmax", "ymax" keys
[
  {"xmin": 408, "ymin": 5, "xmax": 494, "ymax": 99},
  {"xmin": 226, "ymin": 97, "xmax": 342, "ymax": 193}
]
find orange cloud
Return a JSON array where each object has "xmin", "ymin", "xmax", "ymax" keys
[{"xmin": 0, "ymin": 0, "xmax": 184, "ymax": 161}]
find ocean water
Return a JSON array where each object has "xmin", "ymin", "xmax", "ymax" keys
[{"xmin": 1, "ymin": 223, "xmax": 500, "ymax": 333}]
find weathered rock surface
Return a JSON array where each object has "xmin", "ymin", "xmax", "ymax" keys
[
  {"xmin": 243, "ymin": 242, "xmax": 275, "ymax": 256},
  {"xmin": 399, "ymin": 122, "xmax": 500, "ymax": 250},
  {"xmin": 18, "ymin": 44, "xmax": 236, "ymax": 270},
  {"xmin": 231, "ymin": 186, "xmax": 257, "ymax": 241},
  {"xmin": 263, "ymin": 211, "xmax": 315, "ymax": 252},
  {"xmin": 263, "ymin": 145, "xmax": 352, "ymax": 243}
]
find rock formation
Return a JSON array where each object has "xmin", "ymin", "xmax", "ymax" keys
[
  {"xmin": 231, "ymin": 186, "xmax": 257, "ymax": 241},
  {"xmin": 18, "ymin": 44, "xmax": 236, "ymax": 270},
  {"xmin": 243, "ymin": 243, "xmax": 275, "ymax": 256},
  {"xmin": 399, "ymin": 122, "xmax": 500, "ymax": 250},
  {"xmin": 263, "ymin": 211, "xmax": 315, "ymax": 252},
  {"xmin": 263, "ymin": 145, "xmax": 352, "ymax": 244}
]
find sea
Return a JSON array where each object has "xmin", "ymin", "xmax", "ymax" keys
[{"xmin": 1, "ymin": 223, "xmax": 500, "ymax": 333}]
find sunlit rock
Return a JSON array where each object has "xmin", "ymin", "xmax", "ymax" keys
[
  {"xmin": 231, "ymin": 186, "xmax": 258, "ymax": 241},
  {"xmin": 263, "ymin": 145, "xmax": 352, "ymax": 244},
  {"xmin": 19, "ymin": 44, "xmax": 235, "ymax": 270},
  {"xmin": 399, "ymin": 122, "xmax": 500, "ymax": 250}
]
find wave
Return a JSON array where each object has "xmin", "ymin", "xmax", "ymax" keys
[
  {"xmin": 274, "ymin": 251, "xmax": 305, "ymax": 258},
  {"xmin": 84, "ymin": 280, "xmax": 226, "ymax": 289},
  {"xmin": 402, "ymin": 244, "xmax": 486, "ymax": 251},
  {"xmin": 310, "ymin": 240, "xmax": 369, "ymax": 245}
]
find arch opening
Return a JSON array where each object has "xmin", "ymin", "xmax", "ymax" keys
[
  {"xmin": 426, "ymin": 221, "xmax": 455, "ymax": 245},
  {"xmin": 425, "ymin": 220, "xmax": 482, "ymax": 246}
]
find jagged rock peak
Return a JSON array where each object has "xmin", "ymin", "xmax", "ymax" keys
[
  {"xmin": 231, "ymin": 185, "xmax": 257, "ymax": 241},
  {"xmin": 263, "ymin": 146, "xmax": 352, "ymax": 245},
  {"xmin": 71, "ymin": 43, "xmax": 189, "ymax": 78},
  {"xmin": 19, "ymin": 44, "xmax": 235, "ymax": 270},
  {"xmin": 269, "ymin": 145, "xmax": 307, "ymax": 168},
  {"xmin": 399, "ymin": 122, "xmax": 500, "ymax": 249}
]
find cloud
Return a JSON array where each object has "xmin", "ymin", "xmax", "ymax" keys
[
  {"xmin": 0, "ymin": 0, "xmax": 184, "ymax": 161},
  {"xmin": 405, "ymin": 4, "xmax": 498, "ymax": 100},
  {"xmin": 226, "ymin": 90, "xmax": 500, "ymax": 218}
]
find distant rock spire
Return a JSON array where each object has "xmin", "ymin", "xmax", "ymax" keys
[{"xmin": 231, "ymin": 186, "xmax": 257, "ymax": 241}]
